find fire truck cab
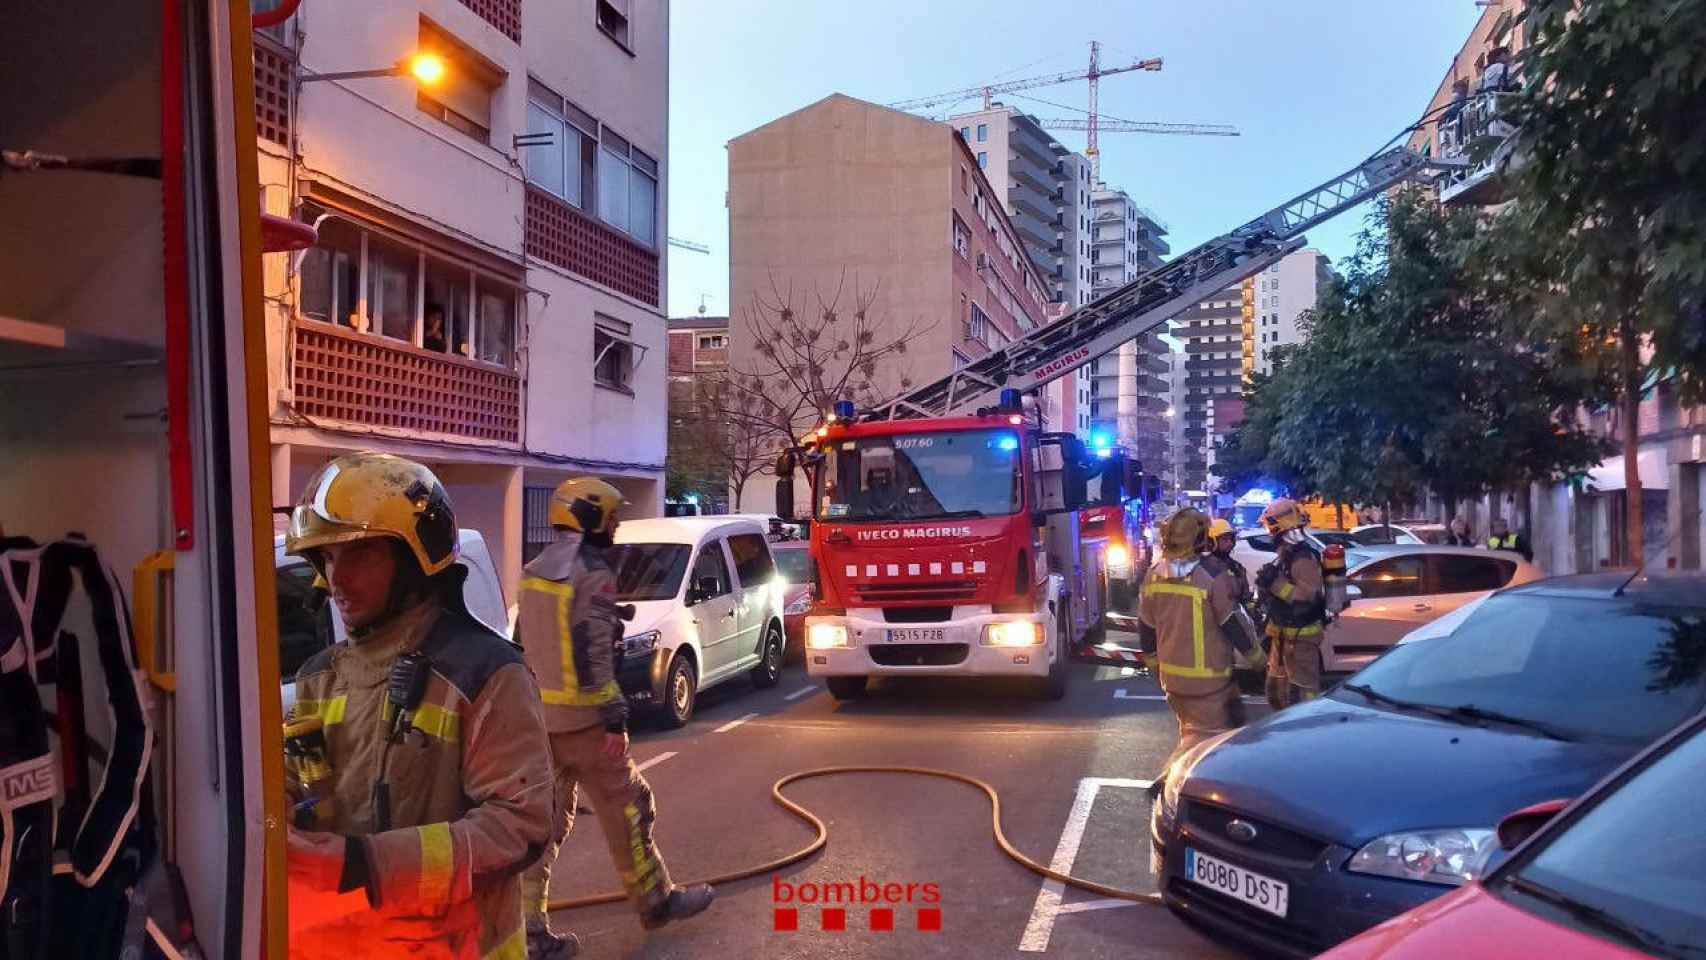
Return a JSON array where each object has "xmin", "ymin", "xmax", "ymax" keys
[{"xmin": 795, "ymin": 392, "xmax": 1141, "ymax": 701}]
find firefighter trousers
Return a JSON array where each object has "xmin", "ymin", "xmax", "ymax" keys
[
  {"xmin": 1160, "ymin": 685, "xmax": 1246, "ymax": 779},
  {"xmin": 521, "ymin": 726, "xmax": 673, "ymax": 923},
  {"xmin": 1265, "ymin": 623, "xmax": 1323, "ymax": 710}
]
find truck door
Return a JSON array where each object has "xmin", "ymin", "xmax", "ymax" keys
[{"xmin": 725, "ymin": 532, "xmax": 776, "ymax": 669}]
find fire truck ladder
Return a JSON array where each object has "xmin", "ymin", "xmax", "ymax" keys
[{"xmin": 870, "ymin": 145, "xmax": 1437, "ymax": 422}]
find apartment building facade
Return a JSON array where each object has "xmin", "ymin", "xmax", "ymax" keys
[
  {"xmin": 949, "ymin": 104, "xmax": 1097, "ymax": 439},
  {"xmin": 1411, "ymin": 0, "xmax": 1704, "ymax": 573},
  {"xmin": 1085, "ymin": 186, "xmax": 1172, "ymax": 477},
  {"xmin": 1174, "ymin": 285, "xmax": 1244, "ymax": 492},
  {"xmin": 728, "ymin": 94, "xmax": 1052, "ymax": 513},
  {"xmin": 1249, "ymin": 248, "xmax": 1333, "ymax": 375},
  {"xmin": 254, "ymin": 0, "xmax": 668, "ymax": 594}
]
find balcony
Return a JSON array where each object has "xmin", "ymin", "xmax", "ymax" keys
[
  {"xmin": 1433, "ymin": 92, "xmax": 1526, "ymax": 206},
  {"xmin": 525, "ymin": 187, "xmax": 660, "ymax": 306},
  {"xmin": 292, "ymin": 320, "xmax": 521, "ymax": 444},
  {"xmin": 1010, "ymin": 150, "xmax": 1055, "ymax": 194}
]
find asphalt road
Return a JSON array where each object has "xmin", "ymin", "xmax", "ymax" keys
[{"xmin": 536, "ymin": 638, "xmax": 1276, "ymax": 959}]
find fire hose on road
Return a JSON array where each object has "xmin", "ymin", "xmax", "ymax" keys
[{"xmin": 547, "ymin": 765, "xmax": 1166, "ymax": 911}]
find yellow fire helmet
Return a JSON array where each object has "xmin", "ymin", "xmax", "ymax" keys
[
  {"xmin": 1207, "ymin": 517, "xmax": 1235, "ymax": 540},
  {"xmin": 1160, "ymin": 508, "xmax": 1211, "ymax": 561},
  {"xmin": 548, "ymin": 477, "xmax": 627, "ymax": 535},
  {"xmin": 286, "ymin": 453, "xmax": 459, "ymax": 576},
  {"xmin": 1260, "ymin": 498, "xmax": 1307, "ymax": 536}
]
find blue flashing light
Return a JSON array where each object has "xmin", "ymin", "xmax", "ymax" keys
[
  {"xmin": 1241, "ymin": 488, "xmax": 1276, "ymax": 505},
  {"xmin": 999, "ymin": 388, "xmax": 1022, "ymax": 410},
  {"xmin": 995, "ymin": 434, "xmax": 1019, "ymax": 452},
  {"xmin": 1093, "ymin": 446, "xmax": 1113, "ymax": 459},
  {"xmin": 1090, "ymin": 430, "xmax": 1111, "ymax": 449},
  {"xmin": 833, "ymin": 400, "xmax": 856, "ymax": 420}
]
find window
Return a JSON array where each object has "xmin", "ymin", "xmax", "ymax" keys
[
  {"xmin": 697, "ymin": 334, "xmax": 726, "ymax": 350},
  {"xmin": 1350, "ymin": 555, "xmax": 1425, "ymax": 599},
  {"xmin": 525, "ymin": 79, "xmax": 598, "ymax": 209},
  {"xmin": 976, "ymin": 123, "xmax": 988, "ymax": 142},
  {"xmin": 726, "ymin": 534, "xmax": 776, "ymax": 587},
  {"xmin": 596, "ymin": 0, "xmax": 631, "ymax": 48},
  {"xmin": 416, "ymin": 19, "xmax": 501, "ymax": 144},
  {"xmin": 952, "ymin": 214, "xmax": 970, "ymax": 258},
  {"xmin": 594, "ymin": 325, "xmax": 634, "ymax": 391},
  {"xmin": 476, "ymin": 282, "xmax": 514, "ymax": 366},
  {"xmin": 1431, "ymin": 555, "xmax": 1515, "ymax": 594},
  {"xmin": 423, "ymin": 258, "xmax": 472, "ymax": 356},
  {"xmin": 977, "ymin": 151, "xmax": 987, "ymax": 169},
  {"xmin": 959, "ymin": 126, "xmax": 970, "ymax": 142},
  {"xmin": 597, "ymin": 125, "xmax": 659, "ymax": 246},
  {"xmin": 367, "ymin": 234, "xmax": 419, "ymax": 341},
  {"xmin": 688, "ymin": 542, "xmax": 732, "ymax": 600},
  {"xmin": 299, "ymin": 217, "xmax": 361, "ymax": 327},
  {"xmin": 607, "ymin": 543, "xmax": 691, "ymax": 601}
]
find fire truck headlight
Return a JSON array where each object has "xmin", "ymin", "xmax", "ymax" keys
[
  {"xmin": 1105, "ymin": 543, "xmax": 1131, "ymax": 573},
  {"xmin": 981, "ymin": 621, "xmax": 1043, "ymax": 647},
  {"xmin": 807, "ymin": 623, "xmax": 850, "ymax": 649}
]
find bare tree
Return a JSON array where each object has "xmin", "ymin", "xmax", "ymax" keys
[
  {"xmin": 667, "ymin": 377, "xmax": 772, "ymax": 510},
  {"xmin": 719, "ymin": 270, "xmax": 932, "ymax": 484}
]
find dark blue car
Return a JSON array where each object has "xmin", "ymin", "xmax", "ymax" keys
[{"xmin": 1150, "ymin": 571, "xmax": 1706, "ymax": 958}]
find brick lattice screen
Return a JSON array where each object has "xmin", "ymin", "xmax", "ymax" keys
[
  {"xmin": 253, "ymin": 35, "xmax": 293, "ymax": 147},
  {"xmin": 525, "ymin": 187, "xmax": 660, "ymax": 306},
  {"xmin": 458, "ymin": 0, "xmax": 521, "ymax": 42},
  {"xmin": 293, "ymin": 320, "xmax": 520, "ymax": 444}
]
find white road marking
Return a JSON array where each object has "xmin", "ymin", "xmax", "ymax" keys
[
  {"xmin": 712, "ymin": 712, "xmax": 759, "ymax": 733},
  {"xmin": 1056, "ymin": 898, "xmax": 1140, "ymax": 915},
  {"xmin": 783, "ymin": 686, "xmax": 816, "ymax": 701},
  {"xmin": 1113, "ymin": 689, "xmax": 1167, "ymax": 701},
  {"xmin": 1018, "ymin": 776, "xmax": 1151, "ymax": 952},
  {"xmin": 634, "ymin": 751, "xmax": 677, "ymax": 774}
]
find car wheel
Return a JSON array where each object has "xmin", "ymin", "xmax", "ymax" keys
[
  {"xmin": 1034, "ymin": 619, "xmax": 1068, "ymax": 701},
  {"xmin": 751, "ymin": 623, "xmax": 784, "ymax": 689},
  {"xmin": 660, "ymin": 654, "xmax": 697, "ymax": 728},
  {"xmin": 826, "ymin": 676, "xmax": 867, "ymax": 701}
]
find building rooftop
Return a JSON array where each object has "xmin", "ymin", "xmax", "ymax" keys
[{"xmin": 668, "ymin": 315, "xmax": 729, "ymax": 331}]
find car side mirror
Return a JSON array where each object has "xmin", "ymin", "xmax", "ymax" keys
[
  {"xmin": 696, "ymin": 577, "xmax": 721, "ymax": 599},
  {"xmin": 615, "ymin": 603, "xmax": 636, "ymax": 622},
  {"xmin": 1344, "ymin": 584, "xmax": 1363, "ymax": 600},
  {"xmin": 1497, "ymin": 798, "xmax": 1570, "ymax": 851}
]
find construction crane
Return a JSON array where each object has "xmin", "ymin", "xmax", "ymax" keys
[
  {"xmin": 667, "ymin": 236, "xmax": 710, "ymax": 254},
  {"xmin": 892, "ymin": 42, "xmax": 1233, "ymax": 181}
]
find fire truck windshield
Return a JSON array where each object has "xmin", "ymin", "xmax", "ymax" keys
[{"xmin": 817, "ymin": 428, "xmax": 1023, "ymax": 523}]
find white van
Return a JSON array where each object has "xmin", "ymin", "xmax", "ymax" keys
[
  {"xmin": 609, "ymin": 516, "xmax": 788, "ymax": 727},
  {"xmin": 275, "ymin": 529, "xmax": 509, "ymax": 712}
]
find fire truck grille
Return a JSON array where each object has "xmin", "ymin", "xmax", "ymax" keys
[
  {"xmin": 868, "ymin": 643, "xmax": 969, "ymax": 667},
  {"xmin": 854, "ymin": 580, "xmax": 979, "ymax": 604},
  {"xmin": 883, "ymin": 606, "xmax": 953, "ymax": 623}
]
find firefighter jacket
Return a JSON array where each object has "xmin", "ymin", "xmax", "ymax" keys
[
  {"xmin": 1264, "ymin": 541, "xmax": 1326, "ymax": 632},
  {"xmin": 290, "ymin": 599, "xmax": 554, "ymax": 960},
  {"xmin": 1138, "ymin": 563, "xmax": 1245, "ymax": 698},
  {"xmin": 517, "ymin": 535, "xmax": 629, "ymax": 734}
]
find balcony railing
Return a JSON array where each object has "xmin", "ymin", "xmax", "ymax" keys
[
  {"xmin": 292, "ymin": 319, "xmax": 521, "ymax": 444},
  {"xmin": 1434, "ymin": 91, "xmax": 1523, "ymax": 205},
  {"xmin": 525, "ymin": 187, "xmax": 660, "ymax": 307}
]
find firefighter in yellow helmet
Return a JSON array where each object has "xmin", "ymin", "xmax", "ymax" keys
[
  {"xmin": 518, "ymin": 478, "xmax": 713, "ymax": 957},
  {"xmin": 283, "ymin": 453, "xmax": 554, "ymax": 960},
  {"xmin": 1138, "ymin": 509, "xmax": 1263, "ymax": 786},
  {"xmin": 1255, "ymin": 498, "xmax": 1327, "ymax": 709}
]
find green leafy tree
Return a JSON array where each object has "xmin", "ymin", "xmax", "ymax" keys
[{"xmin": 1498, "ymin": 0, "xmax": 1706, "ymax": 559}]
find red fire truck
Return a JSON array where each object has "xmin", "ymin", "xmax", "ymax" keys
[{"xmin": 783, "ymin": 145, "xmax": 1446, "ymax": 698}]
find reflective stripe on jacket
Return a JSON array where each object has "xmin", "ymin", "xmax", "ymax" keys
[
  {"xmin": 517, "ymin": 536, "xmax": 628, "ymax": 733},
  {"xmin": 290, "ymin": 603, "xmax": 553, "ymax": 959},
  {"xmin": 1139, "ymin": 564, "xmax": 1237, "ymax": 697}
]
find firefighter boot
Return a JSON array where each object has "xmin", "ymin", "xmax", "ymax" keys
[
  {"xmin": 526, "ymin": 918, "xmax": 580, "ymax": 959},
  {"xmin": 640, "ymin": 884, "xmax": 716, "ymax": 931}
]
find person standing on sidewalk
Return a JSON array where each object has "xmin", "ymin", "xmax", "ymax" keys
[{"xmin": 518, "ymin": 478, "xmax": 714, "ymax": 958}]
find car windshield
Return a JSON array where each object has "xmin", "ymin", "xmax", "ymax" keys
[
  {"xmin": 817, "ymin": 428, "xmax": 1022, "ymax": 522},
  {"xmin": 1338, "ymin": 594, "xmax": 1706, "ymax": 743},
  {"xmin": 772, "ymin": 547, "xmax": 812, "ymax": 584},
  {"xmin": 1499, "ymin": 723, "xmax": 1706, "ymax": 955},
  {"xmin": 606, "ymin": 543, "xmax": 691, "ymax": 601}
]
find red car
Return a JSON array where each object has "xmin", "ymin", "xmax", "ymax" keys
[
  {"xmin": 770, "ymin": 540, "xmax": 813, "ymax": 662},
  {"xmin": 1321, "ymin": 707, "xmax": 1706, "ymax": 960}
]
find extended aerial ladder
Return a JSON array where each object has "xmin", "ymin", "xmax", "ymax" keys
[{"xmin": 870, "ymin": 145, "xmax": 1440, "ymax": 422}]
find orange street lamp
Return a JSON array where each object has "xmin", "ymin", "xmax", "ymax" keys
[{"xmin": 300, "ymin": 52, "xmax": 446, "ymax": 85}]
